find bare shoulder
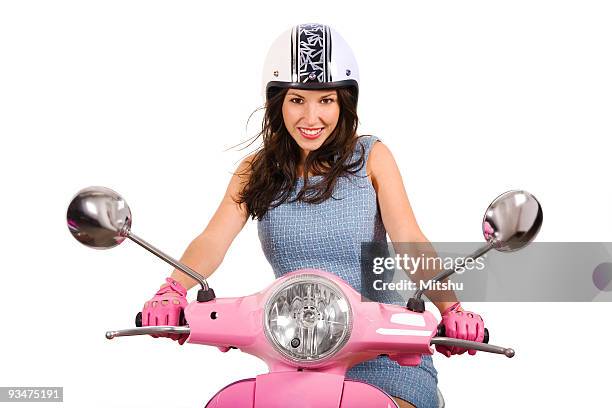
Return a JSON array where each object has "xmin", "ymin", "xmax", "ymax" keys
[
  {"xmin": 236, "ymin": 152, "xmax": 257, "ymax": 172},
  {"xmin": 224, "ymin": 152, "xmax": 258, "ymax": 203},
  {"xmin": 367, "ymin": 139, "xmax": 394, "ymax": 167},
  {"xmin": 233, "ymin": 152, "xmax": 258, "ymax": 182},
  {"xmin": 366, "ymin": 140, "xmax": 400, "ymax": 188}
]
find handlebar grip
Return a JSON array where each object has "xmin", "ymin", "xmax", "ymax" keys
[
  {"xmin": 436, "ymin": 325, "xmax": 489, "ymax": 344},
  {"xmin": 134, "ymin": 310, "xmax": 186, "ymax": 327}
]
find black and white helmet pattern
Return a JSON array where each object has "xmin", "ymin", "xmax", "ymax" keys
[{"xmin": 262, "ymin": 23, "xmax": 359, "ymax": 101}]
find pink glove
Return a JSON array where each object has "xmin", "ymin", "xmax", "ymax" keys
[
  {"xmin": 142, "ymin": 277, "xmax": 188, "ymax": 345},
  {"xmin": 483, "ymin": 221, "xmax": 495, "ymax": 241},
  {"xmin": 435, "ymin": 302, "xmax": 485, "ymax": 357}
]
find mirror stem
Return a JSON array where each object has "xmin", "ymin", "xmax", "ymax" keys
[
  {"xmin": 126, "ymin": 232, "xmax": 211, "ymax": 293},
  {"xmin": 407, "ymin": 241, "xmax": 495, "ymax": 312},
  {"xmin": 413, "ymin": 242, "xmax": 494, "ymax": 300}
]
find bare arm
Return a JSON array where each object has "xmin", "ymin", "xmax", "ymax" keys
[
  {"xmin": 368, "ymin": 141, "xmax": 457, "ymax": 313},
  {"xmin": 164, "ymin": 156, "xmax": 253, "ymax": 290}
]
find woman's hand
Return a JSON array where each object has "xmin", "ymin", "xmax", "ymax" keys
[
  {"xmin": 142, "ymin": 278, "xmax": 189, "ymax": 345},
  {"xmin": 435, "ymin": 302, "xmax": 485, "ymax": 357}
]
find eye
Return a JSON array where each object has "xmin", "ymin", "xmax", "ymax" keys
[
  {"xmin": 290, "ymin": 97, "xmax": 304, "ymax": 104},
  {"xmin": 321, "ymin": 98, "xmax": 336, "ymax": 104}
]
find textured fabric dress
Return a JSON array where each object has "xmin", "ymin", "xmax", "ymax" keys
[{"xmin": 257, "ymin": 135, "xmax": 439, "ymax": 408}]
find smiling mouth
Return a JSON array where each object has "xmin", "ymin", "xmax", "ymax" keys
[{"xmin": 298, "ymin": 127, "xmax": 324, "ymax": 139}]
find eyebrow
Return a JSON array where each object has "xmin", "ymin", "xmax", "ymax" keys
[{"xmin": 287, "ymin": 92, "xmax": 337, "ymax": 99}]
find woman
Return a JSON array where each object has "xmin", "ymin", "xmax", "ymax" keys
[{"xmin": 142, "ymin": 23, "xmax": 485, "ymax": 408}]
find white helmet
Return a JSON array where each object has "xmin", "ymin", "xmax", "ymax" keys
[{"xmin": 262, "ymin": 23, "xmax": 360, "ymax": 102}]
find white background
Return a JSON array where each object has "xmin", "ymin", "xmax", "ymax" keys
[{"xmin": 1, "ymin": 1, "xmax": 611, "ymax": 407}]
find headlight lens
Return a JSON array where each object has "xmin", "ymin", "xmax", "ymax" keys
[{"xmin": 264, "ymin": 274, "xmax": 352, "ymax": 364}]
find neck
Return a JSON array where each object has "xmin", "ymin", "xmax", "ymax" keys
[{"xmin": 297, "ymin": 150, "xmax": 308, "ymax": 176}]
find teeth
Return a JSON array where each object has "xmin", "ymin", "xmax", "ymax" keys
[{"xmin": 300, "ymin": 128, "xmax": 323, "ymax": 135}]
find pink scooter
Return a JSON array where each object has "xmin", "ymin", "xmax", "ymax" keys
[{"xmin": 67, "ymin": 188, "xmax": 542, "ymax": 408}]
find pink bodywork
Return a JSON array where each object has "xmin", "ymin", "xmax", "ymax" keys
[
  {"xmin": 205, "ymin": 376, "xmax": 399, "ymax": 408},
  {"xmin": 185, "ymin": 269, "xmax": 438, "ymax": 407}
]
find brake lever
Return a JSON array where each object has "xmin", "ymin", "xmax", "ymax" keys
[
  {"xmin": 105, "ymin": 326, "xmax": 190, "ymax": 340},
  {"xmin": 430, "ymin": 337, "xmax": 515, "ymax": 358}
]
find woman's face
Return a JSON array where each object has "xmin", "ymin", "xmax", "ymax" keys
[{"xmin": 282, "ymin": 88, "xmax": 340, "ymax": 160}]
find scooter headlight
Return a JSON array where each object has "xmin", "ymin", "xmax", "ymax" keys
[{"xmin": 264, "ymin": 274, "xmax": 352, "ymax": 364}]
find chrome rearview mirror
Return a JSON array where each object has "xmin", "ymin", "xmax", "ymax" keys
[
  {"xmin": 67, "ymin": 186, "xmax": 215, "ymax": 302},
  {"xmin": 407, "ymin": 190, "xmax": 543, "ymax": 311},
  {"xmin": 483, "ymin": 190, "xmax": 543, "ymax": 252},
  {"xmin": 67, "ymin": 186, "xmax": 131, "ymax": 249}
]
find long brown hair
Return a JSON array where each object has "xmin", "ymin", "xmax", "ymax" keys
[{"xmin": 236, "ymin": 87, "xmax": 365, "ymax": 220}]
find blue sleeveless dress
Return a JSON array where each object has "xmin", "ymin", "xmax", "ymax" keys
[{"xmin": 257, "ymin": 135, "xmax": 439, "ymax": 408}]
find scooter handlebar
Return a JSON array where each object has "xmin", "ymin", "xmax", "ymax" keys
[
  {"xmin": 134, "ymin": 311, "xmax": 187, "ymax": 327},
  {"xmin": 105, "ymin": 326, "xmax": 190, "ymax": 340},
  {"xmin": 105, "ymin": 311, "xmax": 189, "ymax": 340},
  {"xmin": 430, "ymin": 337, "xmax": 515, "ymax": 358},
  {"xmin": 433, "ymin": 326, "xmax": 512, "ymax": 357},
  {"xmin": 437, "ymin": 325, "xmax": 490, "ymax": 343},
  {"xmin": 105, "ymin": 327, "xmax": 514, "ymax": 357}
]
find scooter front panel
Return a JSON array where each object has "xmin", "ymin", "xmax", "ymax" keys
[
  {"xmin": 204, "ymin": 378, "xmax": 255, "ymax": 408},
  {"xmin": 254, "ymin": 371, "xmax": 344, "ymax": 408},
  {"xmin": 341, "ymin": 379, "xmax": 399, "ymax": 408}
]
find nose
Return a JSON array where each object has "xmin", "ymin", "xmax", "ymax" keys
[{"xmin": 303, "ymin": 102, "xmax": 322, "ymax": 126}]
